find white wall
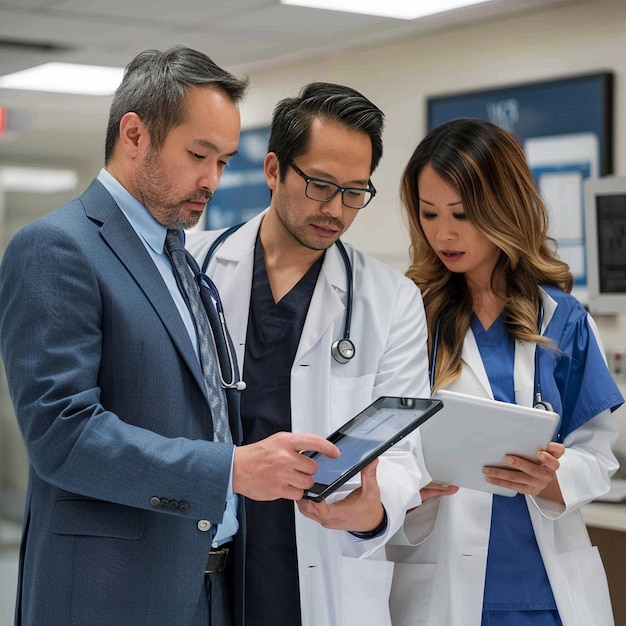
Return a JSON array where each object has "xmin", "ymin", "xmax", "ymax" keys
[{"xmin": 238, "ymin": 0, "xmax": 626, "ymax": 460}]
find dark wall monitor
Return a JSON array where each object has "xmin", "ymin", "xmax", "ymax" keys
[{"xmin": 585, "ymin": 177, "xmax": 626, "ymax": 314}]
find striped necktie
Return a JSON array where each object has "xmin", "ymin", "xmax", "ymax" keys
[{"xmin": 165, "ymin": 229, "xmax": 232, "ymax": 443}]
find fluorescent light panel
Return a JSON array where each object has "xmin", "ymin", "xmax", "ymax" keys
[
  {"xmin": 281, "ymin": 0, "xmax": 495, "ymax": 20},
  {"xmin": 0, "ymin": 167, "xmax": 78, "ymax": 193},
  {"xmin": 0, "ymin": 62, "xmax": 124, "ymax": 96}
]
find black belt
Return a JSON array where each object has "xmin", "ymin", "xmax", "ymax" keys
[{"xmin": 205, "ymin": 542, "xmax": 232, "ymax": 574}]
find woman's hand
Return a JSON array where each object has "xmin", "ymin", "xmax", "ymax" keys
[
  {"xmin": 419, "ymin": 482, "xmax": 459, "ymax": 504},
  {"xmin": 482, "ymin": 442, "xmax": 566, "ymax": 502}
]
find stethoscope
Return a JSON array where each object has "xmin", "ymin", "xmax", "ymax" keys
[
  {"xmin": 185, "ymin": 249, "xmax": 247, "ymax": 391},
  {"xmin": 429, "ymin": 302, "xmax": 554, "ymax": 413},
  {"xmin": 532, "ymin": 303, "xmax": 554, "ymax": 412},
  {"xmin": 202, "ymin": 223, "xmax": 356, "ymax": 364}
]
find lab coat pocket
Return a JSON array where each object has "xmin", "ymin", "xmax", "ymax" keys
[
  {"xmin": 340, "ymin": 556, "xmax": 394, "ymax": 626},
  {"xmin": 329, "ymin": 373, "xmax": 376, "ymax": 429},
  {"xmin": 389, "ymin": 562, "xmax": 437, "ymax": 626},
  {"xmin": 557, "ymin": 546, "xmax": 613, "ymax": 626}
]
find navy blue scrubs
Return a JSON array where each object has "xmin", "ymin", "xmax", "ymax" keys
[{"xmin": 241, "ymin": 235, "xmax": 323, "ymax": 626}]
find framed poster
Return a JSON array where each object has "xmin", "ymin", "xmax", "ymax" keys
[
  {"xmin": 427, "ymin": 72, "xmax": 614, "ymax": 299},
  {"xmin": 204, "ymin": 125, "xmax": 271, "ymax": 230}
]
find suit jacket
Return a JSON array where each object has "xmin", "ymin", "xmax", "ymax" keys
[{"xmin": 0, "ymin": 179, "xmax": 244, "ymax": 626}]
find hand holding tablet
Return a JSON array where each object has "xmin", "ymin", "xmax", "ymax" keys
[
  {"xmin": 301, "ymin": 396, "xmax": 442, "ymax": 502},
  {"xmin": 422, "ymin": 389, "xmax": 560, "ymax": 496}
]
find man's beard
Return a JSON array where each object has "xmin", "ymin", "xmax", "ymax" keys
[{"xmin": 135, "ymin": 150, "xmax": 211, "ymax": 230}]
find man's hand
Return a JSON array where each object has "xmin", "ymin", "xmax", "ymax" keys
[
  {"xmin": 296, "ymin": 459, "xmax": 385, "ymax": 533},
  {"xmin": 233, "ymin": 432, "xmax": 339, "ymax": 501}
]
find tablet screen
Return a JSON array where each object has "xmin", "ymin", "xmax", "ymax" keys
[{"xmin": 302, "ymin": 396, "xmax": 442, "ymax": 501}]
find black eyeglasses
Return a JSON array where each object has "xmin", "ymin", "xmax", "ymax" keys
[{"xmin": 290, "ymin": 162, "xmax": 376, "ymax": 209}]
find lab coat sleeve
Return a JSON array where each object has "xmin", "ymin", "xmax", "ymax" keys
[{"xmin": 529, "ymin": 409, "xmax": 619, "ymax": 518}]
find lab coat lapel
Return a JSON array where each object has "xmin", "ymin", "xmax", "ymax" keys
[
  {"xmin": 451, "ymin": 328, "xmax": 494, "ymax": 398},
  {"xmin": 210, "ymin": 217, "xmax": 258, "ymax": 369},
  {"xmin": 294, "ymin": 244, "xmax": 345, "ymax": 365},
  {"xmin": 513, "ymin": 288, "xmax": 558, "ymax": 407},
  {"xmin": 539, "ymin": 288, "xmax": 558, "ymax": 331},
  {"xmin": 514, "ymin": 341, "xmax": 535, "ymax": 407}
]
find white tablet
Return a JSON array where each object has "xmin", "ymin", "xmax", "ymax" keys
[{"xmin": 421, "ymin": 389, "xmax": 560, "ymax": 497}]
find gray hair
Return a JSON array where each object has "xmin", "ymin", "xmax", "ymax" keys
[{"xmin": 104, "ymin": 45, "xmax": 249, "ymax": 164}]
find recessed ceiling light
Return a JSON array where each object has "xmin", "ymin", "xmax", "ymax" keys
[
  {"xmin": 0, "ymin": 62, "xmax": 124, "ymax": 96},
  {"xmin": 280, "ymin": 0, "xmax": 494, "ymax": 20}
]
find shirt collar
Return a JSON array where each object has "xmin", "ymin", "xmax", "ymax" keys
[{"xmin": 97, "ymin": 168, "xmax": 168, "ymax": 255}]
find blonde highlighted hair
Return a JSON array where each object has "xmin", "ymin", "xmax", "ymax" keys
[{"xmin": 401, "ymin": 118, "xmax": 572, "ymax": 392}]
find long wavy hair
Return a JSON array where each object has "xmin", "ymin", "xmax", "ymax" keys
[{"xmin": 401, "ymin": 118, "xmax": 573, "ymax": 392}]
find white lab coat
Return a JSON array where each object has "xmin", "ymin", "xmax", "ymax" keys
[
  {"xmin": 187, "ymin": 211, "xmax": 431, "ymax": 626},
  {"xmin": 387, "ymin": 289, "xmax": 620, "ymax": 626}
]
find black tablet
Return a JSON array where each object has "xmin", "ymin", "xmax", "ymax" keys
[{"xmin": 301, "ymin": 396, "xmax": 442, "ymax": 502}]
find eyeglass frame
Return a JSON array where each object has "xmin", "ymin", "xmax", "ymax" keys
[{"xmin": 289, "ymin": 162, "xmax": 377, "ymax": 209}]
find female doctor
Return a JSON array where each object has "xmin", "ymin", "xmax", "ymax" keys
[{"xmin": 387, "ymin": 118, "xmax": 623, "ymax": 626}]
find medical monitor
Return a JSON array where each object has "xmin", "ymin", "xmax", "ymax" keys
[{"xmin": 585, "ymin": 176, "xmax": 626, "ymax": 315}]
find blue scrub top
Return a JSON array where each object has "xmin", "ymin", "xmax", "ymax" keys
[
  {"xmin": 537, "ymin": 286, "xmax": 623, "ymax": 440},
  {"xmin": 474, "ymin": 287, "xmax": 623, "ymax": 615},
  {"xmin": 473, "ymin": 317, "xmax": 557, "ymax": 611}
]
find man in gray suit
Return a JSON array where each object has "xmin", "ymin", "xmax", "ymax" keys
[{"xmin": 0, "ymin": 46, "xmax": 338, "ymax": 626}]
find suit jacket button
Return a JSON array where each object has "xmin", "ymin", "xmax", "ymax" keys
[
  {"xmin": 149, "ymin": 497, "xmax": 161, "ymax": 507},
  {"xmin": 168, "ymin": 500, "xmax": 179, "ymax": 510},
  {"xmin": 198, "ymin": 520, "xmax": 212, "ymax": 532},
  {"xmin": 179, "ymin": 501, "xmax": 189, "ymax": 512}
]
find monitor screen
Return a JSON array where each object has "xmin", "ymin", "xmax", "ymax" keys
[{"xmin": 585, "ymin": 177, "xmax": 626, "ymax": 314}]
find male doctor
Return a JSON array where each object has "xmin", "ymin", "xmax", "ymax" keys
[{"xmin": 187, "ymin": 82, "xmax": 431, "ymax": 626}]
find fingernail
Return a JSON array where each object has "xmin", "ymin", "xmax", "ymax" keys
[{"xmin": 503, "ymin": 455, "xmax": 514, "ymax": 465}]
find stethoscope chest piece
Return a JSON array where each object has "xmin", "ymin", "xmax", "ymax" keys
[
  {"xmin": 533, "ymin": 398, "xmax": 554, "ymax": 412},
  {"xmin": 331, "ymin": 338, "xmax": 355, "ymax": 364}
]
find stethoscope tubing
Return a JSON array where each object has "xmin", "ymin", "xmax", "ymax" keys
[
  {"xmin": 184, "ymin": 248, "xmax": 245, "ymax": 390},
  {"xmin": 430, "ymin": 301, "xmax": 561, "ymax": 440},
  {"xmin": 202, "ymin": 223, "xmax": 355, "ymax": 365}
]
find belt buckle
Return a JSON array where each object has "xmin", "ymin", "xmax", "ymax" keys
[{"xmin": 205, "ymin": 544, "xmax": 230, "ymax": 574}]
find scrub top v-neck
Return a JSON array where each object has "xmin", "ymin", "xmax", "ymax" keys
[{"xmin": 240, "ymin": 234, "xmax": 323, "ymax": 626}]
